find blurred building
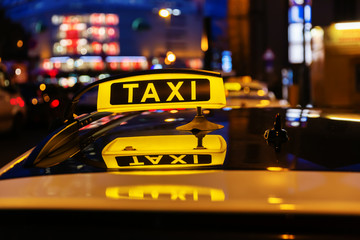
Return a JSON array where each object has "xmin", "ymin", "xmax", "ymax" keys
[
  {"xmin": 311, "ymin": 0, "xmax": 360, "ymax": 108},
  {"xmin": 1, "ymin": 0, "xmax": 208, "ymax": 86},
  {"xmin": 227, "ymin": 0, "xmax": 288, "ymax": 99}
]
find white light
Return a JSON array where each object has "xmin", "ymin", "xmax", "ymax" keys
[
  {"xmin": 294, "ymin": 0, "xmax": 304, "ymax": 4},
  {"xmin": 79, "ymin": 75, "xmax": 91, "ymax": 83},
  {"xmin": 66, "ymin": 58, "xmax": 74, "ymax": 67},
  {"xmin": 166, "ymin": 51, "xmax": 176, "ymax": 62},
  {"xmin": 99, "ymin": 27, "xmax": 106, "ymax": 36},
  {"xmin": 75, "ymin": 23, "xmax": 86, "ymax": 31},
  {"xmin": 80, "ymin": 48, "xmax": 88, "ymax": 55},
  {"xmin": 334, "ymin": 22, "xmax": 360, "ymax": 30},
  {"xmin": 290, "ymin": 122, "xmax": 300, "ymax": 127},
  {"xmin": 15, "ymin": 68, "xmax": 21, "ymax": 75},
  {"xmin": 75, "ymin": 59, "xmax": 84, "ymax": 67},
  {"xmin": 172, "ymin": 9, "xmax": 181, "ymax": 16},
  {"xmin": 159, "ymin": 9, "xmax": 170, "ymax": 18},
  {"xmin": 99, "ymin": 74, "xmax": 110, "ymax": 79},
  {"xmin": 77, "ymin": 38, "xmax": 88, "ymax": 45},
  {"xmin": 60, "ymin": 23, "xmax": 69, "ymax": 31},
  {"xmin": 288, "ymin": 23, "xmax": 303, "ymax": 43},
  {"xmin": 52, "ymin": 15, "xmax": 60, "ymax": 25},
  {"xmin": 289, "ymin": 44, "xmax": 304, "ymax": 64},
  {"xmin": 311, "ymin": 27, "xmax": 324, "ymax": 38}
]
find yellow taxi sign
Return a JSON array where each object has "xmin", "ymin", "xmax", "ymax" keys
[
  {"xmin": 97, "ymin": 69, "xmax": 226, "ymax": 113},
  {"xmin": 102, "ymin": 135, "xmax": 227, "ymax": 169}
]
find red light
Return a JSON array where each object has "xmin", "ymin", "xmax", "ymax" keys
[
  {"xmin": 105, "ymin": 14, "xmax": 119, "ymax": 25},
  {"xmin": 92, "ymin": 42, "xmax": 102, "ymax": 54},
  {"xmin": 10, "ymin": 98, "xmax": 17, "ymax": 106},
  {"xmin": 10, "ymin": 97, "xmax": 25, "ymax": 107},
  {"xmin": 120, "ymin": 59, "xmax": 131, "ymax": 71},
  {"xmin": 107, "ymin": 27, "xmax": 116, "ymax": 37},
  {"xmin": 16, "ymin": 97, "xmax": 25, "ymax": 108},
  {"xmin": 43, "ymin": 60, "xmax": 52, "ymax": 70},
  {"xmin": 106, "ymin": 42, "xmax": 119, "ymax": 55},
  {"xmin": 94, "ymin": 61, "xmax": 104, "ymax": 71},
  {"xmin": 110, "ymin": 62, "xmax": 118, "ymax": 70},
  {"xmin": 50, "ymin": 99, "xmax": 60, "ymax": 108},
  {"xmin": 90, "ymin": 13, "xmax": 103, "ymax": 25}
]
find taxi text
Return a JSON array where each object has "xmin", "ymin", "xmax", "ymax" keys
[
  {"xmin": 110, "ymin": 79, "xmax": 210, "ymax": 105},
  {"xmin": 115, "ymin": 154, "xmax": 212, "ymax": 167}
]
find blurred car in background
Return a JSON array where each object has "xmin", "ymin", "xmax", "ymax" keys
[
  {"xmin": 0, "ymin": 65, "xmax": 26, "ymax": 133},
  {"xmin": 225, "ymin": 76, "xmax": 289, "ymax": 108},
  {"xmin": 18, "ymin": 82, "xmax": 71, "ymax": 130}
]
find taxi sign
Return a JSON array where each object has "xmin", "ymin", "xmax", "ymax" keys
[
  {"xmin": 96, "ymin": 69, "xmax": 226, "ymax": 113},
  {"xmin": 102, "ymin": 135, "xmax": 227, "ymax": 169}
]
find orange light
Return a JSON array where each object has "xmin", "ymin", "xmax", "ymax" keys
[
  {"xmin": 267, "ymin": 167, "xmax": 285, "ymax": 172},
  {"xmin": 257, "ymin": 90, "xmax": 266, "ymax": 96},
  {"xmin": 17, "ymin": 40, "xmax": 23, "ymax": 48},
  {"xmin": 110, "ymin": 62, "xmax": 118, "ymax": 70},
  {"xmin": 280, "ymin": 204, "xmax": 296, "ymax": 210},
  {"xmin": 166, "ymin": 51, "xmax": 176, "ymax": 64},
  {"xmin": 201, "ymin": 33, "xmax": 208, "ymax": 52},
  {"xmin": 159, "ymin": 9, "xmax": 170, "ymax": 18},
  {"xmin": 281, "ymin": 234, "xmax": 295, "ymax": 239},
  {"xmin": 31, "ymin": 98, "xmax": 38, "ymax": 105},
  {"xmin": 39, "ymin": 83, "xmax": 46, "ymax": 91}
]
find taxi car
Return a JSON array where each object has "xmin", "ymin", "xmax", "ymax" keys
[
  {"xmin": 225, "ymin": 76, "xmax": 289, "ymax": 108},
  {"xmin": 0, "ymin": 69, "xmax": 360, "ymax": 239}
]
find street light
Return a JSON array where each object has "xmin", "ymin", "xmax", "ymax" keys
[
  {"xmin": 158, "ymin": 9, "xmax": 170, "ymax": 18},
  {"xmin": 165, "ymin": 51, "xmax": 176, "ymax": 65}
]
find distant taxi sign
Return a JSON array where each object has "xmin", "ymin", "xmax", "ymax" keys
[
  {"xmin": 96, "ymin": 69, "xmax": 226, "ymax": 113},
  {"xmin": 102, "ymin": 135, "xmax": 227, "ymax": 169}
]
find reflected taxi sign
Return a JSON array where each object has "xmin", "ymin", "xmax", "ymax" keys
[
  {"xmin": 102, "ymin": 135, "xmax": 227, "ymax": 169},
  {"xmin": 97, "ymin": 69, "xmax": 226, "ymax": 113}
]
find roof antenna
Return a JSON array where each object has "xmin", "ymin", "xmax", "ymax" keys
[
  {"xmin": 264, "ymin": 113, "xmax": 289, "ymax": 152},
  {"xmin": 176, "ymin": 107, "xmax": 223, "ymax": 149}
]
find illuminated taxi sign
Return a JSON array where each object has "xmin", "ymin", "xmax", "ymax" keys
[
  {"xmin": 102, "ymin": 135, "xmax": 227, "ymax": 169},
  {"xmin": 97, "ymin": 70, "xmax": 226, "ymax": 112}
]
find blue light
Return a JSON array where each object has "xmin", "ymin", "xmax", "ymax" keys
[
  {"xmin": 151, "ymin": 64, "xmax": 163, "ymax": 69},
  {"xmin": 222, "ymin": 51, "xmax": 232, "ymax": 73}
]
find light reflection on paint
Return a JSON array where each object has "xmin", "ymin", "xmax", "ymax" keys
[
  {"xmin": 279, "ymin": 204, "xmax": 296, "ymax": 210},
  {"xmin": 281, "ymin": 234, "xmax": 295, "ymax": 239},
  {"xmin": 326, "ymin": 114, "xmax": 360, "ymax": 123},
  {"xmin": 109, "ymin": 170, "xmax": 217, "ymax": 176},
  {"xmin": 256, "ymin": 99, "xmax": 270, "ymax": 107},
  {"xmin": 267, "ymin": 167, "xmax": 287, "ymax": 172},
  {"xmin": 268, "ymin": 197, "xmax": 283, "ymax": 204},
  {"xmin": 106, "ymin": 185, "xmax": 225, "ymax": 201},
  {"xmin": 257, "ymin": 89, "xmax": 266, "ymax": 96},
  {"xmin": 334, "ymin": 22, "xmax": 360, "ymax": 30}
]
